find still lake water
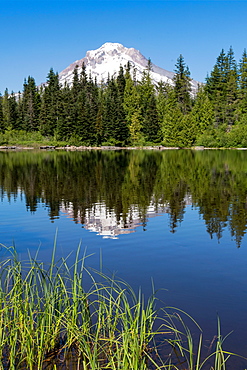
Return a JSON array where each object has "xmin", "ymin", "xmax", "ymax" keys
[{"xmin": 0, "ymin": 149, "xmax": 247, "ymax": 367}]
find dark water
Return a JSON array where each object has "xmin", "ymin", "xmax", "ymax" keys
[{"xmin": 0, "ymin": 149, "xmax": 247, "ymax": 367}]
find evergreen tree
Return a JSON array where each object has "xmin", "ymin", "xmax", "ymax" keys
[
  {"xmin": 95, "ymin": 88, "xmax": 104, "ymax": 145},
  {"xmin": 2, "ymin": 89, "xmax": 10, "ymax": 128},
  {"xmin": 20, "ymin": 76, "xmax": 40, "ymax": 131},
  {"xmin": 129, "ymin": 110, "xmax": 144, "ymax": 145},
  {"xmin": 2, "ymin": 89, "xmax": 18, "ymax": 130},
  {"xmin": 84, "ymin": 74, "xmax": 99, "ymax": 144},
  {"xmin": 173, "ymin": 54, "xmax": 192, "ymax": 114},
  {"xmin": 8, "ymin": 92, "xmax": 18, "ymax": 129},
  {"xmin": 0, "ymin": 94, "xmax": 4, "ymax": 132},
  {"xmin": 207, "ymin": 49, "xmax": 226, "ymax": 125},
  {"xmin": 116, "ymin": 65, "xmax": 126, "ymax": 101},
  {"xmin": 39, "ymin": 68, "xmax": 61, "ymax": 136},
  {"xmin": 189, "ymin": 86, "xmax": 214, "ymax": 144},
  {"xmin": 55, "ymin": 84, "xmax": 73, "ymax": 140},
  {"xmin": 123, "ymin": 68, "xmax": 143, "ymax": 144},
  {"xmin": 156, "ymin": 81, "xmax": 168, "ymax": 125},
  {"xmin": 72, "ymin": 64, "xmax": 81, "ymax": 95},
  {"xmin": 80, "ymin": 62, "xmax": 87, "ymax": 88},
  {"xmin": 123, "ymin": 69, "xmax": 140, "ymax": 124},
  {"xmin": 225, "ymin": 47, "xmax": 238, "ymax": 126},
  {"xmin": 138, "ymin": 62, "xmax": 160, "ymax": 142},
  {"xmin": 161, "ymin": 86, "xmax": 185, "ymax": 146},
  {"xmin": 102, "ymin": 77, "xmax": 128, "ymax": 145},
  {"xmin": 239, "ymin": 49, "xmax": 247, "ymax": 115},
  {"xmin": 206, "ymin": 48, "xmax": 238, "ymax": 128}
]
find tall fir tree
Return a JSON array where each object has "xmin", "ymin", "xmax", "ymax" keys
[
  {"xmin": 123, "ymin": 68, "xmax": 143, "ymax": 144},
  {"xmin": 102, "ymin": 76, "xmax": 128, "ymax": 145},
  {"xmin": 2, "ymin": 89, "xmax": 18, "ymax": 130},
  {"xmin": 55, "ymin": 83, "xmax": 73, "ymax": 140},
  {"xmin": 206, "ymin": 48, "xmax": 238, "ymax": 128},
  {"xmin": 238, "ymin": 49, "xmax": 247, "ymax": 116},
  {"xmin": 39, "ymin": 68, "xmax": 61, "ymax": 136},
  {"xmin": 138, "ymin": 61, "xmax": 160, "ymax": 142},
  {"xmin": 173, "ymin": 54, "xmax": 192, "ymax": 114},
  {"xmin": 161, "ymin": 85, "xmax": 185, "ymax": 146},
  {"xmin": 84, "ymin": 74, "xmax": 99, "ymax": 144},
  {"xmin": 20, "ymin": 76, "xmax": 40, "ymax": 131},
  {"xmin": 0, "ymin": 94, "xmax": 4, "ymax": 132},
  {"xmin": 189, "ymin": 86, "xmax": 214, "ymax": 144},
  {"xmin": 225, "ymin": 47, "xmax": 238, "ymax": 126}
]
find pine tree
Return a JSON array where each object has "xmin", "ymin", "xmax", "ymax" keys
[
  {"xmin": 138, "ymin": 62, "xmax": 160, "ymax": 142},
  {"xmin": 161, "ymin": 86, "xmax": 185, "ymax": 146},
  {"xmin": 116, "ymin": 65, "xmax": 126, "ymax": 101},
  {"xmin": 20, "ymin": 76, "xmax": 40, "ymax": 131},
  {"xmin": 189, "ymin": 86, "xmax": 214, "ymax": 144},
  {"xmin": 123, "ymin": 69, "xmax": 140, "ymax": 124},
  {"xmin": 129, "ymin": 110, "xmax": 144, "ymax": 145},
  {"xmin": 102, "ymin": 77, "xmax": 128, "ymax": 145},
  {"xmin": 84, "ymin": 74, "xmax": 99, "ymax": 144},
  {"xmin": 39, "ymin": 68, "xmax": 61, "ymax": 136},
  {"xmin": 0, "ymin": 94, "xmax": 4, "ymax": 132},
  {"xmin": 239, "ymin": 49, "xmax": 247, "ymax": 115},
  {"xmin": 55, "ymin": 84, "xmax": 73, "ymax": 140},
  {"xmin": 95, "ymin": 92, "xmax": 104, "ymax": 145},
  {"xmin": 225, "ymin": 47, "xmax": 238, "ymax": 126},
  {"xmin": 2, "ymin": 89, "xmax": 10, "ymax": 128},
  {"xmin": 2, "ymin": 89, "xmax": 19, "ymax": 130},
  {"xmin": 206, "ymin": 48, "xmax": 238, "ymax": 128},
  {"xmin": 173, "ymin": 54, "xmax": 192, "ymax": 114}
]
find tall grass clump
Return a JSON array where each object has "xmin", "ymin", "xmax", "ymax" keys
[{"xmin": 0, "ymin": 241, "xmax": 244, "ymax": 369}]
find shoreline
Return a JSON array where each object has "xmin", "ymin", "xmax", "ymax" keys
[{"xmin": 0, "ymin": 144, "xmax": 247, "ymax": 151}]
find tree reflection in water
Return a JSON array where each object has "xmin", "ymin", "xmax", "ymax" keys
[{"xmin": 0, "ymin": 149, "xmax": 247, "ymax": 247}]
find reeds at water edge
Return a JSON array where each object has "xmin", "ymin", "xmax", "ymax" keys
[{"xmin": 0, "ymin": 241, "xmax": 244, "ymax": 370}]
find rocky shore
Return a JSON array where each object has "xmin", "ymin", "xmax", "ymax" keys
[
  {"xmin": 0, "ymin": 145, "xmax": 181, "ymax": 151},
  {"xmin": 1, "ymin": 145, "xmax": 246, "ymax": 151}
]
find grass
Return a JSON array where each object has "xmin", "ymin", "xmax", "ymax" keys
[
  {"xmin": 0, "ymin": 129, "xmax": 68, "ymax": 148},
  {"xmin": 0, "ymin": 241, "xmax": 245, "ymax": 370}
]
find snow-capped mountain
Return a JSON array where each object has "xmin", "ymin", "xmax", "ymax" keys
[{"xmin": 58, "ymin": 42, "xmax": 199, "ymax": 92}]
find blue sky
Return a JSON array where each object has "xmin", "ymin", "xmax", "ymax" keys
[{"xmin": 1, "ymin": 0, "xmax": 247, "ymax": 93}]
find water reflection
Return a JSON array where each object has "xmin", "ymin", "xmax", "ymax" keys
[
  {"xmin": 61, "ymin": 201, "xmax": 170, "ymax": 238},
  {"xmin": 0, "ymin": 149, "xmax": 247, "ymax": 246}
]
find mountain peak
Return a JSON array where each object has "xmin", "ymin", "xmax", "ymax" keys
[{"xmin": 58, "ymin": 43, "xmax": 199, "ymax": 92}]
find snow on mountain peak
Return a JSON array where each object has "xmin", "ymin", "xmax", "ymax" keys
[{"xmin": 58, "ymin": 43, "xmax": 199, "ymax": 93}]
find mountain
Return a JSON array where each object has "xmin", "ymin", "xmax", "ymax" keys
[{"xmin": 58, "ymin": 42, "xmax": 199, "ymax": 93}]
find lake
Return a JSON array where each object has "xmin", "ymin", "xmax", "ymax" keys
[{"xmin": 0, "ymin": 149, "xmax": 246, "ymax": 368}]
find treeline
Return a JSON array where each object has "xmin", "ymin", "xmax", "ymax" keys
[{"xmin": 1, "ymin": 46, "xmax": 247, "ymax": 147}]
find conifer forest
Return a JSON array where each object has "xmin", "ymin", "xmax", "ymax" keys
[{"xmin": 1, "ymin": 46, "xmax": 247, "ymax": 148}]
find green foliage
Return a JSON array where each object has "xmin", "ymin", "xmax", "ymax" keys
[
  {"xmin": 0, "ymin": 242, "xmax": 241, "ymax": 369},
  {"xmin": 129, "ymin": 110, "xmax": 145, "ymax": 145},
  {"xmin": 19, "ymin": 76, "xmax": 40, "ymax": 131},
  {"xmin": 39, "ymin": 68, "xmax": 61, "ymax": 136},
  {"xmin": 161, "ymin": 86, "xmax": 185, "ymax": 146},
  {"xmin": 189, "ymin": 86, "xmax": 214, "ymax": 144},
  {"xmin": 0, "ymin": 129, "xmax": 45, "ymax": 146},
  {"xmin": 102, "ymin": 76, "xmax": 128, "ymax": 146},
  {"xmin": 2, "ymin": 149, "xmax": 247, "ymax": 246},
  {"xmin": 174, "ymin": 54, "xmax": 192, "ymax": 114},
  {"xmin": 0, "ymin": 94, "xmax": 4, "ymax": 132},
  {"xmin": 2, "ymin": 46, "xmax": 247, "ymax": 147},
  {"xmin": 138, "ymin": 64, "xmax": 160, "ymax": 142},
  {"xmin": 206, "ymin": 47, "xmax": 238, "ymax": 128}
]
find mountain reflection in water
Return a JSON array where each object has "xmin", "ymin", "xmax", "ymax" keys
[
  {"xmin": 0, "ymin": 149, "xmax": 246, "ymax": 247},
  {"xmin": 0, "ymin": 149, "xmax": 247, "ymax": 368},
  {"xmin": 61, "ymin": 197, "xmax": 191, "ymax": 239}
]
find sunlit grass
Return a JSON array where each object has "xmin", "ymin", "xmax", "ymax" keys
[{"xmin": 0, "ymin": 240, "xmax": 245, "ymax": 369}]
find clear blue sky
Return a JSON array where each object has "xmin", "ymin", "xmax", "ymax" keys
[{"xmin": 1, "ymin": 0, "xmax": 247, "ymax": 93}]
